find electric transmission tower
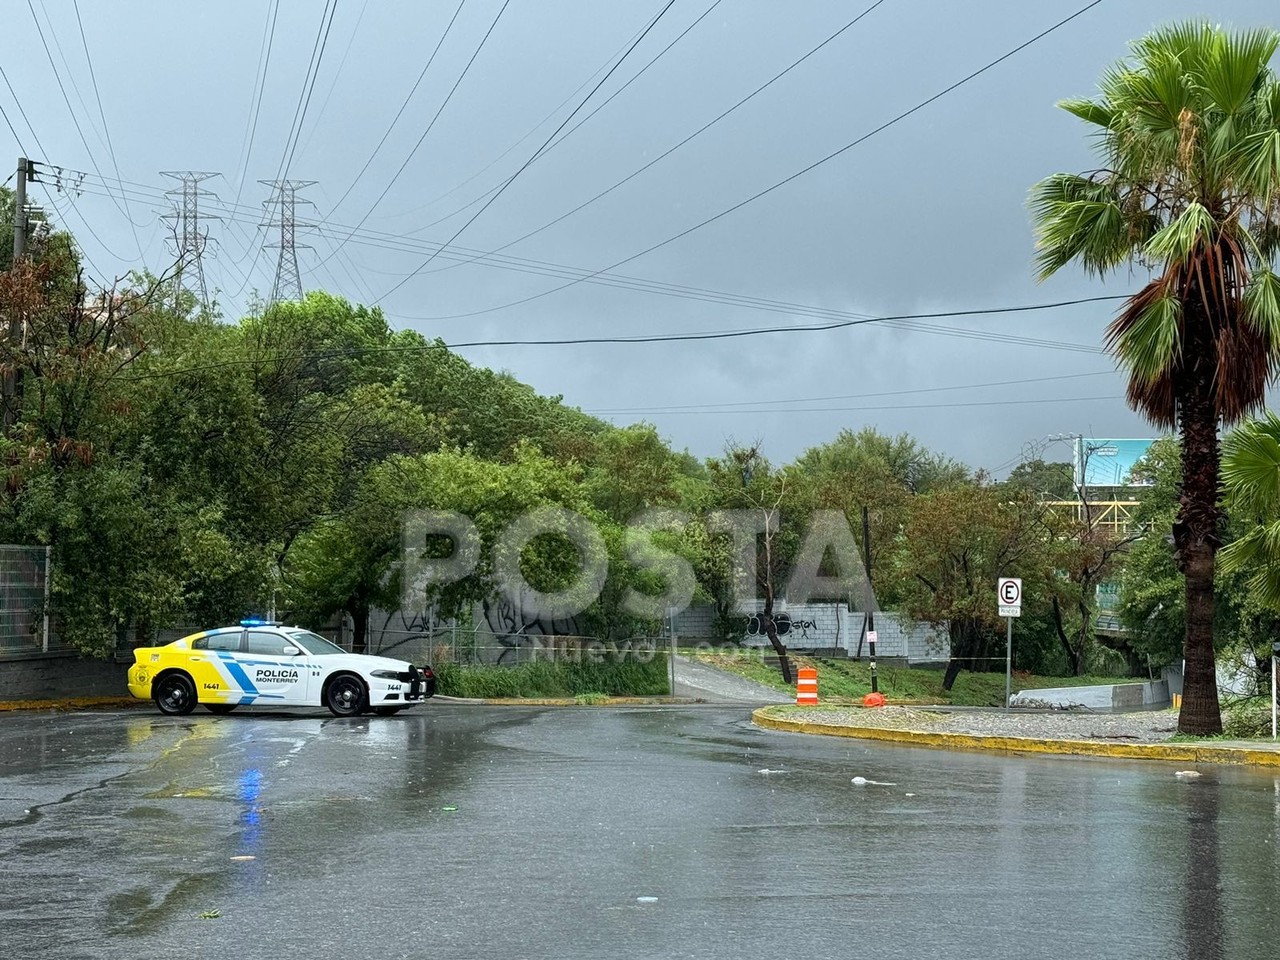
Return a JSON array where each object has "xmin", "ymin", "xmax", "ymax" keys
[
  {"xmin": 260, "ymin": 179, "xmax": 315, "ymax": 305},
  {"xmin": 161, "ymin": 171, "xmax": 220, "ymax": 312}
]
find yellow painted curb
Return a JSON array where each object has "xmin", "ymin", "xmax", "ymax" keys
[
  {"xmin": 476, "ymin": 696, "xmax": 697, "ymax": 707},
  {"xmin": 0, "ymin": 696, "xmax": 142, "ymax": 713},
  {"xmin": 751, "ymin": 707, "xmax": 1280, "ymax": 767}
]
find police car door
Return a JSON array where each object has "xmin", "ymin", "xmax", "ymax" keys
[{"xmin": 240, "ymin": 630, "xmax": 310, "ymax": 705}]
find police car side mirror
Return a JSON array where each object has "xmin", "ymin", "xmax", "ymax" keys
[{"xmin": 281, "ymin": 645, "xmax": 300, "ymax": 656}]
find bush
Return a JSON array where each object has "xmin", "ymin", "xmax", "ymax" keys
[
  {"xmin": 1222, "ymin": 697, "xmax": 1272, "ymax": 739},
  {"xmin": 435, "ymin": 654, "xmax": 669, "ymax": 699}
]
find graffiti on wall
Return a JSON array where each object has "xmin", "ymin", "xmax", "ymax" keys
[{"xmin": 744, "ymin": 613, "xmax": 818, "ymax": 641}]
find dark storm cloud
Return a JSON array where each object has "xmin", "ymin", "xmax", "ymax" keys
[{"xmin": 5, "ymin": 0, "xmax": 1273, "ymax": 471}]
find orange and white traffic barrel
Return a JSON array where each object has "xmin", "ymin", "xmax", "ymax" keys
[{"xmin": 796, "ymin": 667, "xmax": 818, "ymax": 705}]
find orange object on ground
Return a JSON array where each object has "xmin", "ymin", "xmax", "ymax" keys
[
  {"xmin": 862, "ymin": 692, "xmax": 886, "ymax": 708},
  {"xmin": 796, "ymin": 667, "xmax": 818, "ymax": 705}
]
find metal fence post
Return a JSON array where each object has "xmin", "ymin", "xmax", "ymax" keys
[
  {"xmin": 669, "ymin": 631, "xmax": 676, "ymax": 696},
  {"xmin": 42, "ymin": 545, "xmax": 51, "ymax": 653}
]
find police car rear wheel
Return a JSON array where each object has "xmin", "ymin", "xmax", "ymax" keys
[
  {"xmin": 325, "ymin": 674, "xmax": 367, "ymax": 717},
  {"xmin": 154, "ymin": 673, "xmax": 197, "ymax": 716}
]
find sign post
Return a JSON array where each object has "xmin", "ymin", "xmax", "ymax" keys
[
  {"xmin": 997, "ymin": 577, "xmax": 1023, "ymax": 711},
  {"xmin": 1272, "ymin": 641, "xmax": 1279, "ymax": 740}
]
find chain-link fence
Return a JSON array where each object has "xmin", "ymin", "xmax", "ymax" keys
[
  {"xmin": 0, "ymin": 545, "xmax": 52, "ymax": 656},
  {"xmin": 359, "ymin": 628, "xmax": 667, "ymax": 668}
]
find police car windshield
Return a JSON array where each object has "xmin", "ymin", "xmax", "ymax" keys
[{"xmin": 285, "ymin": 630, "xmax": 346, "ymax": 656}]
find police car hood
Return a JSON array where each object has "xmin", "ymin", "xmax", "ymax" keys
[{"xmin": 325, "ymin": 653, "xmax": 415, "ymax": 673}]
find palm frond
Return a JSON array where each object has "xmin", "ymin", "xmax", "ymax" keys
[
  {"xmin": 1242, "ymin": 269, "xmax": 1280, "ymax": 346},
  {"xmin": 1195, "ymin": 27, "xmax": 1278, "ymax": 115},
  {"xmin": 1212, "ymin": 307, "xmax": 1270, "ymax": 424},
  {"xmin": 1058, "ymin": 97, "xmax": 1115, "ymax": 129},
  {"xmin": 1230, "ymin": 129, "xmax": 1280, "ymax": 203},
  {"xmin": 1222, "ymin": 411, "xmax": 1280, "ymax": 513},
  {"xmin": 1106, "ymin": 282, "xmax": 1181, "ymax": 425},
  {"xmin": 1144, "ymin": 201, "xmax": 1216, "ymax": 265},
  {"xmin": 1030, "ymin": 174, "xmax": 1128, "ymax": 280},
  {"xmin": 1221, "ymin": 525, "xmax": 1280, "ymax": 607}
]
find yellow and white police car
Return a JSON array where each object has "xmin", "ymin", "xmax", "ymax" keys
[{"xmin": 127, "ymin": 621, "xmax": 436, "ymax": 717}]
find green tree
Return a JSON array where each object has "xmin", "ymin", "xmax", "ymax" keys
[
  {"xmin": 1005, "ymin": 459, "xmax": 1074, "ymax": 500},
  {"xmin": 1030, "ymin": 24, "xmax": 1280, "ymax": 734},
  {"xmin": 893, "ymin": 484, "xmax": 1055, "ymax": 689}
]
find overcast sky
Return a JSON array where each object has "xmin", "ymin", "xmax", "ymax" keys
[{"xmin": 5, "ymin": 0, "xmax": 1276, "ymax": 474}]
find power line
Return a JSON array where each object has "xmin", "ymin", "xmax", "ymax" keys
[
  {"xmin": 0, "ymin": 65, "xmax": 47, "ymax": 160},
  {"xmin": 377, "ymin": 0, "xmax": 684, "ymax": 281},
  {"xmin": 539, "ymin": 0, "xmax": 727, "ymax": 158},
  {"xmin": 63, "ymin": 169, "xmax": 1122, "ymax": 358},
  {"xmin": 65, "ymin": 171, "xmax": 1117, "ymax": 355},
  {"xmin": 375, "ymin": 0, "xmax": 1103, "ymax": 317},
  {"xmin": 24, "ymin": 0, "xmax": 136, "ymax": 229},
  {"xmin": 375, "ymin": 12, "xmax": 666, "ymax": 230},
  {"xmin": 590, "ymin": 395, "xmax": 1124, "ymax": 416},
  {"xmin": 231, "ymin": 0, "xmax": 282, "ymax": 208},
  {"xmin": 382, "ymin": 0, "xmax": 726, "ymax": 242},
  {"xmin": 400, "ymin": 0, "xmax": 889, "ymax": 287},
  {"xmin": 589, "ymin": 370, "xmax": 1116, "ymax": 413},
  {"xmin": 37, "ymin": 186, "xmax": 107, "ymax": 282},
  {"xmin": 293, "ymin": 0, "xmax": 372, "ymax": 163},
  {"xmin": 277, "ymin": 0, "xmax": 340, "ymax": 181},
  {"xmin": 70, "ymin": 0, "xmax": 143, "ymax": 254},
  {"xmin": 0, "ymin": 103, "xmax": 26, "ymax": 156},
  {"xmin": 318, "ymin": 0, "xmax": 468, "ymax": 223},
  {"xmin": 119, "ymin": 295, "xmax": 1123, "ymax": 383},
  {"xmin": 318, "ymin": 0, "xmax": 511, "ymax": 262}
]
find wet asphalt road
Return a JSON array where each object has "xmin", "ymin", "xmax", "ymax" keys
[{"xmin": 1, "ymin": 705, "xmax": 1278, "ymax": 960}]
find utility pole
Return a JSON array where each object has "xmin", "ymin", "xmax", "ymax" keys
[
  {"xmin": 161, "ymin": 171, "xmax": 220, "ymax": 313},
  {"xmin": 260, "ymin": 179, "xmax": 315, "ymax": 305},
  {"xmin": 5, "ymin": 157, "xmax": 32, "ymax": 435},
  {"xmin": 12, "ymin": 157, "xmax": 29, "ymax": 260}
]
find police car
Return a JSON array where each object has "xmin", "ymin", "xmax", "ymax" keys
[{"xmin": 127, "ymin": 621, "xmax": 436, "ymax": 717}]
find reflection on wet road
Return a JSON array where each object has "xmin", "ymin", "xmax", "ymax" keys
[{"xmin": 1, "ymin": 705, "xmax": 1277, "ymax": 959}]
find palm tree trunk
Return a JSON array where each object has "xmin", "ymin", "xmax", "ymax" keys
[{"xmin": 1175, "ymin": 340, "xmax": 1224, "ymax": 736}]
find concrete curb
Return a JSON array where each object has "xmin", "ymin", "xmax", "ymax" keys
[
  {"xmin": 751, "ymin": 707, "xmax": 1280, "ymax": 767},
  {"xmin": 438, "ymin": 696, "xmax": 701, "ymax": 707},
  {"xmin": 0, "ymin": 696, "xmax": 144, "ymax": 713}
]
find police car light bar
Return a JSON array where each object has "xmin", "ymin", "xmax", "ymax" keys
[{"xmin": 240, "ymin": 618, "xmax": 282, "ymax": 627}]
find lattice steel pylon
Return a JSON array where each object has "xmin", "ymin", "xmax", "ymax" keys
[
  {"xmin": 160, "ymin": 171, "xmax": 220, "ymax": 312},
  {"xmin": 260, "ymin": 179, "xmax": 315, "ymax": 305}
]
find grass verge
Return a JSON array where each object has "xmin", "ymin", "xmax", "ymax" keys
[
  {"xmin": 435, "ymin": 655, "xmax": 669, "ymax": 699},
  {"xmin": 691, "ymin": 651, "xmax": 1134, "ymax": 708}
]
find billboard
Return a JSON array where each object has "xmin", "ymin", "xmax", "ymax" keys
[{"xmin": 1073, "ymin": 438, "xmax": 1156, "ymax": 488}]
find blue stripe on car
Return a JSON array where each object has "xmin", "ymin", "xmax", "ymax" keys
[{"xmin": 217, "ymin": 651, "xmax": 260, "ymax": 705}]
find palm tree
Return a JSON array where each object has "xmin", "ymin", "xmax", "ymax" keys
[{"xmin": 1031, "ymin": 23, "xmax": 1280, "ymax": 735}]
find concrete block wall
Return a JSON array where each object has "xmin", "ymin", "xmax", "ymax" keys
[
  {"xmin": 671, "ymin": 602, "xmax": 950, "ymax": 664},
  {"xmin": 1, "ymin": 651, "xmax": 130, "ymax": 701}
]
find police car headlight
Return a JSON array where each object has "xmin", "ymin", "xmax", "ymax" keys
[{"xmin": 370, "ymin": 670, "xmax": 399, "ymax": 679}]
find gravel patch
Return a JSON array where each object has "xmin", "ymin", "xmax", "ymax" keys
[{"xmin": 775, "ymin": 705, "xmax": 1179, "ymax": 743}]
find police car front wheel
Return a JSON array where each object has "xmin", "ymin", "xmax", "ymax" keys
[
  {"xmin": 325, "ymin": 673, "xmax": 367, "ymax": 717},
  {"xmin": 154, "ymin": 672, "xmax": 197, "ymax": 716}
]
